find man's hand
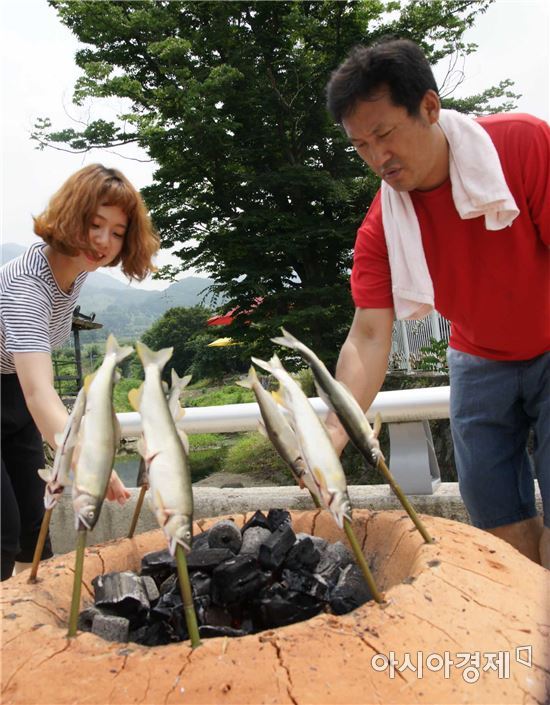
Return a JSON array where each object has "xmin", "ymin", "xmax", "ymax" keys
[{"xmin": 106, "ymin": 470, "xmax": 131, "ymax": 505}]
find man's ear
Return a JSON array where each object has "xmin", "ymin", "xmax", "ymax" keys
[{"xmin": 422, "ymin": 89, "xmax": 441, "ymax": 124}]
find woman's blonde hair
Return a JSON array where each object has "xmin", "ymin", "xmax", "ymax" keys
[{"xmin": 33, "ymin": 164, "xmax": 160, "ymax": 281}]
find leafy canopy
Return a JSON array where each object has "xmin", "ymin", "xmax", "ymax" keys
[{"xmin": 38, "ymin": 0, "xmax": 514, "ymax": 368}]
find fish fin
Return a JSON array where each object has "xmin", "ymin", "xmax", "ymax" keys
[
  {"xmin": 161, "ymin": 380, "xmax": 169, "ymax": 394},
  {"xmin": 136, "ymin": 341, "xmax": 173, "ymax": 373},
  {"xmin": 128, "ymin": 385, "xmax": 143, "ymax": 411},
  {"xmin": 251, "ymin": 356, "xmax": 273, "ymax": 375},
  {"xmin": 236, "ymin": 378, "xmax": 251, "ymax": 389},
  {"xmin": 373, "ymin": 412, "xmax": 382, "ymax": 438},
  {"xmin": 37, "ymin": 467, "xmax": 51, "ymax": 482},
  {"xmin": 171, "ymin": 369, "xmax": 192, "ymax": 391},
  {"xmin": 271, "ymin": 327, "xmax": 300, "ymax": 350},
  {"xmin": 270, "ymin": 388, "xmax": 285, "ymax": 406},
  {"xmin": 106, "ymin": 333, "xmax": 133, "ymax": 364},
  {"xmin": 154, "ymin": 489, "xmax": 170, "ymax": 526},
  {"xmin": 177, "ymin": 427, "xmax": 190, "ymax": 455}
]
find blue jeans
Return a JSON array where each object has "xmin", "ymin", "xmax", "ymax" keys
[{"xmin": 448, "ymin": 348, "xmax": 550, "ymax": 530}]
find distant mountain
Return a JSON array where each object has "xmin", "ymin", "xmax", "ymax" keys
[{"xmin": 1, "ymin": 242, "xmax": 220, "ymax": 342}]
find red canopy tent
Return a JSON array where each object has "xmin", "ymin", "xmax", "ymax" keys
[{"xmin": 206, "ymin": 297, "xmax": 264, "ymax": 327}]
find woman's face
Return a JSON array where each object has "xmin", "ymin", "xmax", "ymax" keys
[{"xmin": 79, "ymin": 204, "xmax": 128, "ymax": 270}]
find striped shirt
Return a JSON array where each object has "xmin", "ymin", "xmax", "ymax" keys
[{"xmin": 0, "ymin": 242, "xmax": 87, "ymax": 374}]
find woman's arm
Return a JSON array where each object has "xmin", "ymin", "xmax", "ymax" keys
[{"xmin": 14, "ymin": 351, "xmax": 130, "ymax": 504}]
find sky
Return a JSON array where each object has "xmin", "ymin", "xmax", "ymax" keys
[{"xmin": 1, "ymin": 0, "xmax": 549, "ymax": 291}]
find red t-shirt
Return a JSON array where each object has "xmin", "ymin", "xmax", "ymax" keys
[{"xmin": 351, "ymin": 113, "xmax": 550, "ymax": 360}]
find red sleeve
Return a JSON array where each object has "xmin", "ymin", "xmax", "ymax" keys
[
  {"xmin": 522, "ymin": 117, "xmax": 550, "ymax": 246},
  {"xmin": 350, "ymin": 190, "xmax": 394, "ymax": 309}
]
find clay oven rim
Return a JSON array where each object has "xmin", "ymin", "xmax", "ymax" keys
[{"xmin": 8, "ymin": 509, "xmax": 437, "ymax": 644}]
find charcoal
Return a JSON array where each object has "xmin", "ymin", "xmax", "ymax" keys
[
  {"xmin": 194, "ymin": 595, "xmax": 212, "ymax": 625},
  {"xmin": 93, "ymin": 571, "xmax": 150, "ymax": 625},
  {"xmin": 258, "ymin": 591, "xmax": 323, "ymax": 629},
  {"xmin": 190, "ymin": 571, "xmax": 211, "ymax": 598},
  {"xmin": 130, "ymin": 621, "xmax": 176, "ymax": 647},
  {"xmin": 140, "ymin": 549, "xmax": 176, "ymax": 585},
  {"xmin": 329, "ymin": 564, "xmax": 373, "ymax": 615},
  {"xmin": 203, "ymin": 604, "xmax": 233, "ymax": 628},
  {"xmin": 199, "ymin": 625, "xmax": 248, "ymax": 639},
  {"xmin": 150, "ymin": 591, "xmax": 188, "ymax": 639},
  {"xmin": 307, "ymin": 535, "xmax": 329, "ymax": 554},
  {"xmin": 267, "ymin": 508, "xmax": 291, "ymax": 532},
  {"xmin": 281, "ymin": 569, "xmax": 329, "ymax": 601},
  {"xmin": 159, "ymin": 573, "xmax": 177, "ymax": 596},
  {"xmin": 211, "ymin": 555, "xmax": 271, "ymax": 605},
  {"xmin": 315, "ymin": 541, "xmax": 354, "ymax": 585},
  {"xmin": 77, "ymin": 605, "xmax": 103, "ymax": 632},
  {"xmin": 140, "ymin": 575, "xmax": 160, "ymax": 604},
  {"xmin": 258, "ymin": 524, "xmax": 296, "ymax": 571},
  {"xmin": 92, "ymin": 614, "xmax": 129, "ymax": 643},
  {"xmin": 187, "ymin": 547, "xmax": 234, "ymax": 571},
  {"xmin": 239, "ymin": 527, "xmax": 271, "ymax": 558},
  {"xmin": 284, "ymin": 536, "xmax": 320, "ymax": 571},
  {"xmin": 208, "ymin": 520, "xmax": 242, "ymax": 554},
  {"xmin": 241, "ymin": 510, "xmax": 271, "ymax": 533},
  {"xmin": 191, "ymin": 531, "xmax": 210, "ymax": 552}
]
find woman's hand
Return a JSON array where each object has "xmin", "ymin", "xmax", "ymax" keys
[{"xmin": 106, "ymin": 470, "xmax": 131, "ymax": 505}]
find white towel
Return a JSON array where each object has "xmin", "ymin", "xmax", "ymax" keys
[{"xmin": 381, "ymin": 108, "xmax": 519, "ymax": 320}]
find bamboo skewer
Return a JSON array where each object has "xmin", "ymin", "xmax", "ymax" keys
[
  {"xmin": 343, "ymin": 517, "xmax": 383, "ymax": 604},
  {"xmin": 29, "ymin": 508, "xmax": 53, "ymax": 582},
  {"xmin": 67, "ymin": 526, "xmax": 87, "ymax": 638},
  {"xmin": 175, "ymin": 545, "xmax": 201, "ymax": 649},
  {"xmin": 127, "ymin": 485, "xmax": 147, "ymax": 539}
]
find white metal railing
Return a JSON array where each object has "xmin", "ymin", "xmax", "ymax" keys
[
  {"xmin": 117, "ymin": 386, "xmax": 450, "ymax": 495},
  {"xmin": 390, "ymin": 311, "xmax": 451, "ymax": 372}
]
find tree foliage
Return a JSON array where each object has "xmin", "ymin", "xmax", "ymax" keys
[{"xmin": 38, "ymin": 0, "xmax": 513, "ymax": 369}]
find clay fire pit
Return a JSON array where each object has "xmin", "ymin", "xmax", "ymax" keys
[{"xmin": 2, "ymin": 510, "xmax": 549, "ymax": 704}]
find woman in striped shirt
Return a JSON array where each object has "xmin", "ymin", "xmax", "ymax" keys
[{"xmin": 0, "ymin": 164, "xmax": 159, "ymax": 580}]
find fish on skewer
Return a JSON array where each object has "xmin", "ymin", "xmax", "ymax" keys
[
  {"xmin": 251, "ymin": 354, "xmax": 351, "ymax": 528},
  {"xmin": 168, "ymin": 369, "xmax": 193, "ymax": 455},
  {"xmin": 72, "ymin": 334, "xmax": 133, "ymax": 530},
  {"xmin": 272, "ymin": 328, "xmax": 383, "ymax": 466},
  {"xmin": 38, "ymin": 387, "xmax": 86, "ymax": 509},
  {"xmin": 129, "ymin": 342, "xmax": 193, "ymax": 554},
  {"xmin": 237, "ymin": 365, "xmax": 317, "ymax": 498}
]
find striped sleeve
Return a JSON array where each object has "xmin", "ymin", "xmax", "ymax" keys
[{"xmin": 2, "ymin": 274, "xmax": 54, "ymax": 354}]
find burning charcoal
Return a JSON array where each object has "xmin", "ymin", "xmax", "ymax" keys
[
  {"xmin": 281, "ymin": 569, "xmax": 329, "ymax": 601},
  {"xmin": 315, "ymin": 541, "xmax": 354, "ymax": 585},
  {"xmin": 190, "ymin": 571, "xmax": 211, "ymax": 598},
  {"xmin": 93, "ymin": 571, "xmax": 150, "ymax": 626},
  {"xmin": 208, "ymin": 520, "xmax": 242, "ymax": 554},
  {"xmin": 258, "ymin": 524, "xmax": 296, "ymax": 571},
  {"xmin": 239, "ymin": 526, "xmax": 272, "ymax": 558},
  {"xmin": 199, "ymin": 625, "xmax": 248, "ymax": 639},
  {"xmin": 284, "ymin": 536, "xmax": 321, "ymax": 571},
  {"xmin": 140, "ymin": 549, "xmax": 176, "ymax": 586},
  {"xmin": 92, "ymin": 614, "xmax": 129, "ymax": 643},
  {"xmin": 211, "ymin": 555, "xmax": 271, "ymax": 606},
  {"xmin": 329, "ymin": 564, "xmax": 373, "ymax": 615},
  {"xmin": 187, "ymin": 547, "xmax": 234, "ymax": 571},
  {"xmin": 241, "ymin": 510, "xmax": 271, "ymax": 533},
  {"xmin": 258, "ymin": 591, "xmax": 323, "ymax": 629},
  {"xmin": 140, "ymin": 575, "xmax": 160, "ymax": 604},
  {"xmin": 77, "ymin": 605, "xmax": 103, "ymax": 632},
  {"xmin": 159, "ymin": 573, "xmax": 177, "ymax": 596},
  {"xmin": 267, "ymin": 508, "xmax": 291, "ymax": 532}
]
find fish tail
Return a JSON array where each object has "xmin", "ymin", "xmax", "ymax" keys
[
  {"xmin": 171, "ymin": 369, "xmax": 192, "ymax": 392},
  {"xmin": 236, "ymin": 365, "xmax": 259, "ymax": 389},
  {"xmin": 251, "ymin": 356, "xmax": 273, "ymax": 375},
  {"xmin": 136, "ymin": 341, "xmax": 173, "ymax": 373},
  {"xmin": 106, "ymin": 333, "xmax": 134, "ymax": 364},
  {"xmin": 271, "ymin": 327, "xmax": 302, "ymax": 351}
]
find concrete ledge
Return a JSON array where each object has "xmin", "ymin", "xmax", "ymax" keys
[{"xmin": 49, "ymin": 482, "xmax": 544, "ymax": 556}]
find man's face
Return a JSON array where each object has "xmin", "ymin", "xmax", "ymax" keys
[{"xmin": 342, "ymin": 89, "xmax": 447, "ymax": 192}]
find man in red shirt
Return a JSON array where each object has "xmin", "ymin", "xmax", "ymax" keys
[{"xmin": 325, "ymin": 39, "xmax": 550, "ymax": 567}]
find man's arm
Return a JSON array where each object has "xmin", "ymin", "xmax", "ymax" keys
[{"xmin": 325, "ymin": 307, "xmax": 394, "ymax": 455}]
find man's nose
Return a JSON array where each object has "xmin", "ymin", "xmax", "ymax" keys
[{"xmin": 368, "ymin": 144, "xmax": 391, "ymax": 170}]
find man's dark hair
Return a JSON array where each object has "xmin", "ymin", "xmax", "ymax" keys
[{"xmin": 326, "ymin": 38, "xmax": 439, "ymax": 123}]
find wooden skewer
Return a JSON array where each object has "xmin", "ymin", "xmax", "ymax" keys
[
  {"xmin": 127, "ymin": 485, "xmax": 148, "ymax": 539},
  {"xmin": 343, "ymin": 517, "xmax": 384, "ymax": 604},
  {"xmin": 67, "ymin": 526, "xmax": 87, "ymax": 638},
  {"xmin": 175, "ymin": 545, "xmax": 201, "ymax": 649},
  {"xmin": 29, "ymin": 508, "xmax": 53, "ymax": 582}
]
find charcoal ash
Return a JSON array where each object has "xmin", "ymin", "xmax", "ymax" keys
[{"xmin": 81, "ymin": 510, "xmax": 375, "ymax": 646}]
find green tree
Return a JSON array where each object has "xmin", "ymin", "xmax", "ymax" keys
[{"xmin": 37, "ymin": 0, "xmax": 514, "ymax": 369}]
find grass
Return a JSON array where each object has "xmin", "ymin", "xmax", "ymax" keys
[
  {"xmin": 223, "ymin": 432, "xmax": 294, "ymax": 484},
  {"xmin": 186, "ymin": 385, "xmax": 255, "ymax": 407},
  {"xmin": 113, "ymin": 377, "xmax": 142, "ymax": 413}
]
